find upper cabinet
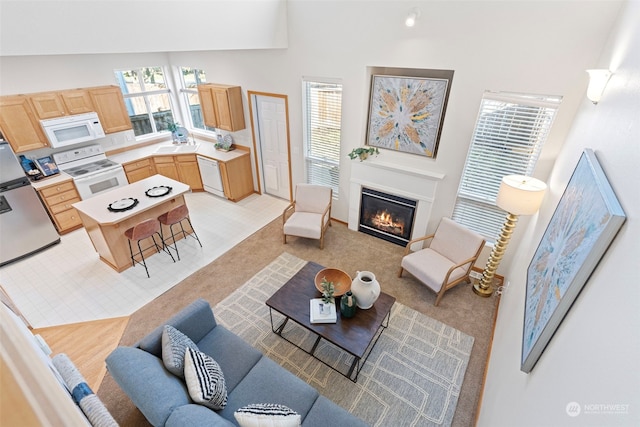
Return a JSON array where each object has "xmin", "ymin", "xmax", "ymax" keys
[
  {"xmin": 0, "ymin": 95, "xmax": 50, "ymax": 152},
  {"xmin": 29, "ymin": 89, "xmax": 95, "ymax": 119},
  {"xmin": 197, "ymin": 84, "xmax": 245, "ymax": 132},
  {"xmin": 88, "ymin": 86, "xmax": 133, "ymax": 134},
  {"xmin": 60, "ymin": 89, "xmax": 95, "ymax": 115},
  {"xmin": 0, "ymin": 85, "xmax": 132, "ymax": 153}
]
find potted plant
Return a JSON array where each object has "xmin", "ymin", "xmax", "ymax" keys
[
  {"xmin": 167, "ymin": 122, "xmax": 181, "ymax": 143},
  {"xmin": 320, "ymin": 278, "xmax": 335, "ymax": 304},
  {"xmin": 348, "ymin": 146, "xmax": 380, "ymax": 161}
]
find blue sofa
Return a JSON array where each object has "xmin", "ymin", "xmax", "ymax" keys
[{"xmin": 106, "ymin": 299, "xmax": 368, "ymax": 427}]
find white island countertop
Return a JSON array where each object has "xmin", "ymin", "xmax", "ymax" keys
[{"xmin": 72, "ymin": 175, "xmax": 190, "ymax": 225}]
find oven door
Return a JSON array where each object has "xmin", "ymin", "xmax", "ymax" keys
[{"xmin": 74, "ymin": 167, "xmax": 129, "ymax": 200}]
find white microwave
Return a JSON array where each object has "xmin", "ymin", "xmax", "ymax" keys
[{"xmin": 40, "ymin": 112, "xmax": 106, "ymax": 148}]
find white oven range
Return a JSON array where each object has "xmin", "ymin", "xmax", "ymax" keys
[{"xmin": 53, "ymin": 145, "xmax": 128, "ymax": 200}]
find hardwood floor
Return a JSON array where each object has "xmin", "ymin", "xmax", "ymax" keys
[{"xmin": 32, "ymin": 317, "xmax": 129, "ymax": 391}]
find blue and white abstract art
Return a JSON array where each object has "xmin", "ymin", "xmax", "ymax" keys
[{"xmin": 522, "ymin": 149, "xmax": 626, "ymax": 373}]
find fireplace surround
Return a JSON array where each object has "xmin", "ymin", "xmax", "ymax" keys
[
  {"xmin": 359, "ymin": 188, "xmax": 417, "ymax": 246},
  {"xmin": 348, "ymin": 159, "xmax": 444, "ymax": 247}
]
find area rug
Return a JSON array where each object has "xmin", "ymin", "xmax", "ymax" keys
[{"xmin": 214, "ymin": 252, "xmax": 475, "ymax": 427}]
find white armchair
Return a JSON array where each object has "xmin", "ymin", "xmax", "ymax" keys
[
  {"xmin": 282, "ymin": 184, "xmax": 332, "ymax": 249},
  {"xmin": 398, "ymin": 217, "xmax": 485, "ymax": 306}
]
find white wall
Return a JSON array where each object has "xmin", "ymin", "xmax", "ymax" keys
[
  {"xmin": 0, "ymin": 0, "xmax": 288, "ymax": 55},
  {"xmin": 478, "ymin": 1, "xmax": 640, "ymax": 425},
  {"xmin": 0, "ymin": 0, "xmax": 623, "ymax": 275}
]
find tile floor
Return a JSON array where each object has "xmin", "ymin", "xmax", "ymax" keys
[{"xmin": 0, "ymin": 192, "xmax": 289, "ymax": 329}]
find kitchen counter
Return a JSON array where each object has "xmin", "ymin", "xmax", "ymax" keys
[
  {"xmin": 30, "ymin": 171, "xmax": 74, "ymax": 190},
  {"xmin": 107, "ymin": 139, "xmax": 249, "ymax": 164},
  {"xmin": 73, "ymin": 175, "xmax": 191, "ymax": 272}
]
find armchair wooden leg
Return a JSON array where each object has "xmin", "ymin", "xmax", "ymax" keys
[
  {"xmin": 319, "ymin": 235, "xmax": 324, "ymax": 250},
  {"xmin": 398, "ymin": 267, "xmax": 404, "ymax": 277},
  {"xmin": 283, "ymin": 234, "xmax": 287, "ymax": 244}
]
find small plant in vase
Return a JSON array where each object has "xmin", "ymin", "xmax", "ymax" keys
[
  {"xmin": 348, "ymin": 146, "xmax": 380, "ymax": 161},
  {"xmin": 320, "ymin": 278, "xmax": 335, "ymax": 304}
]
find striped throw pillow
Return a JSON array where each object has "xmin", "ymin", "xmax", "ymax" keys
[
  {"xmin": 234, "ymin": 403, "xmax": 301, "ymax": 427},
  {"xmin": 184, "ymin": 347, "xmax": 228, "ymax": 410}
]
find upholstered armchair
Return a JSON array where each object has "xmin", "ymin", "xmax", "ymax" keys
[
  {"xmin": 398, "ymin": 217, "xmax": 485, "ymax": 306},
  {"xmin": 282, "ymin": 184, "xmax": 332, "ymax": 249}
]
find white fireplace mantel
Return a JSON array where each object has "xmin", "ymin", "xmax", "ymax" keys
[{"xmin": 348, "ymin": 159, "xmax": 445, "ymax": 241}]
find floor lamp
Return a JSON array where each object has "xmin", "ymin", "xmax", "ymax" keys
[{"xmin": 473, "ymin": 175, "xmax": 547, "ymax": 298}]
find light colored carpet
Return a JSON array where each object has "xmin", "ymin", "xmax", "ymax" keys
[{"xmin": 214, "ymin": 252, "xmax": 474, "ymax": 427}]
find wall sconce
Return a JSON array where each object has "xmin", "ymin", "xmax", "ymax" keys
[
  {"xmin": 473, "ymin": 175, "xmax": 547, "ymax": 298},
  {"xmin": 405, "ymin": 8, "xmax": 420, "ymax": 27},
  {"xmin": 586, "ymin": 69, "xmax": 612, "ymax": 104}
]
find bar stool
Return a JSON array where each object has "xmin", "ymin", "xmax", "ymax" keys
[
  {"xmin": 124, "ymin": 218, "xmax": 175, "ymax": 278},
  {"xmin": 158, "ymin": 204, "xmax": 202, "ymax": 261}
]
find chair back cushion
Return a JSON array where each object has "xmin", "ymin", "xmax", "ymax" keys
[
  {"xmin": 294, "ymin": 184, "xmax": 331, "ymax": 214},
  {"xmin": 429, "ymin": 218, "xmax": 484, "ymax": 264}
]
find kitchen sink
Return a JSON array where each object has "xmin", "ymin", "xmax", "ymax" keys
[{"xmin": 154, "ymin": 143, "xmax": 200, "ymax": 154}]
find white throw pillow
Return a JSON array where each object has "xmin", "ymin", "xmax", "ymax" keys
[
  {"xmin": 234, "ymin": 403, "xmax": 301, "ymax": 427},
  {"xmin": 184, "ymin": 347, "xmax": 228, "ymax": 410},
  {"xmin": 162, "ymin": 325, "xmax": 199, "ymax": 378}
]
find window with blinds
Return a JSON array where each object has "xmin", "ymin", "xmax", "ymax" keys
[
  {"xmin": 452, "ymin": 92, "xmax": 561, "ymax": 242},
  {"xmin": 302, "ymin": 79, "xmax": 342, "ymax": 199}
]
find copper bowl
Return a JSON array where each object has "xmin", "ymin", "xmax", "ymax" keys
[{"xmin": 314, "ymin": 268, "xmax": 351, "ymax": 296}]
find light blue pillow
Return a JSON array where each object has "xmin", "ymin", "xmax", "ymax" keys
[{"xmin": 162, "ymin": 325, "xmax": 199, "ymax": 378}]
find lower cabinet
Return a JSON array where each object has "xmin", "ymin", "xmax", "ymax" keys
[
  {"xmin": 175, "ymin": 155, "xmax": 203, "ymax": 191},
  {"xmin": 123, "ymin": 158, "xmax": 155, "ymax": 183},
  {"xmin": 37, "ymin": 180, "xmax": 83, "ymax": 234},
  {"xmin": 219, "ymin": 153, "xmax": 254, "ymax": 201},
  {"xmin": 153, "ymin": 156, "xmax": 180, "ymax": 181}
]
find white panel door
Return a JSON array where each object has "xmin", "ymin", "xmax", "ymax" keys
[{"xmin": 256, "ymin": 95, "xmax": 290, "ymax": 200}]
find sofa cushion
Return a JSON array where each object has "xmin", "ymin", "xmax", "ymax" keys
[
  {"xmin": 138, "ymin": 299, "xmax": 217, "ymax": 357},
  {"xmin": 302, "ymin": 395, "xmax": 369, "ymax": 427},
  {"xmin": 162, "ymin": 325, "xmax": 199, "ymax": 378},
  {"xmin": 105, "ymin": 346, "xmax": 190, "ymax": 427},
  {"xmin": 165, "ymin": 404, "xmax": 235, "ymax": 427},
  {"xmin": 218, "ymin": 357, "xmax": 319, "ymax": 421},
  {"xmin": 196, "ymin": 324, "xmax": 263, "ymax": 393},
  {"xmin": 234, "ymin": 403, "xmax": 301, "ymax": 427},
  {"xmin": 184, "ymin": 347, "xmax": 228, "ymax": 410}
]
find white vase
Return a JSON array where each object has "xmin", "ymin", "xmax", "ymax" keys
[{"xmin": 350, "ymin": 271, "xmax": 381, "ymax": 309}]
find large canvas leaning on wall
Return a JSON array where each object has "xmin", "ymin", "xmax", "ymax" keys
[{"xmin": 521, "ymin": 149, "xmax": 626, "ymax": 373}]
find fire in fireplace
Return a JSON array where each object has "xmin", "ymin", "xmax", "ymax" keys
[{"xmin": 358, "ymin": 187, "xmax": 417, "ymax": 246}]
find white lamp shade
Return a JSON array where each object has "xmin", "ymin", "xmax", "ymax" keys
[
  {"xmin": 496, "ymin": 175, "xmax": 547, "ymax": 215},
  {"xmin": 586, "ymin": 69, "xmax": 612, "ymax": 104}
]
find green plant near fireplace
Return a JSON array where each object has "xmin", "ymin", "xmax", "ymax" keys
[{"xmin": 348, "ymin": 146, "xmax": 380, "ymax": 161}]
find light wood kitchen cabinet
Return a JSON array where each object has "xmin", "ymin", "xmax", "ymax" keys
[
  {"xmin": 88, "ymin": 86, "xmax": 132, "ymax": 134},
  {"xmin": 37, "ymin": 180, "xmax": 83, "ymax": 234},
  {"xmin": 175, "ymin": 155, "xmax": 203, "ymax": 191},
  {"xmin": 197, "ymin": 84, "xmax": 245, "ymax": 131},
  {"xmin": 152, "ymin": 155, "xmax": 203, "ymax": 191},
  {"xmin": 29, "ymin": 92, "xmax": 68, "ymax": 119},
  {"xmin": 60, "ymin": 90, "xmax": 95, "ymax": 115},
  {"xmin": 219, "ymin": 153, "xmax": 254, "ymax": 201},
  {"xmin": 123, "ymin": 158, "xmax": 155, "ymax": 183},
  {"xmin": 29, "ymin": 90, "xmax": 95, "ymax": 119},
  {"xmin": 154, "ymin": 156, "xmax": 180, "ymax": 182},
  {"xmin": 0, "ymin": 95, "xmax": 50, "ymax": 153}
]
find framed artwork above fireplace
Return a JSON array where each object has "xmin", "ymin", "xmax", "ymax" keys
[{"xmin": 366, "ymin": 72, "xmax": 452, "ymax": 158}]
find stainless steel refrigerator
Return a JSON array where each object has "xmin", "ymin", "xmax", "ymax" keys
[{"xmin": 0, "ymin": 141, "xmax": 60, "ymax": 267}]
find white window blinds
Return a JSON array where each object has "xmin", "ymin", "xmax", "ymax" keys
[
  {"xmin": 302, "ymin": 79, "xmax": 342, "ymax": 199},
  {"xmin": 452, "ymin": 92, "xmax": 561, "ymax": 242}
]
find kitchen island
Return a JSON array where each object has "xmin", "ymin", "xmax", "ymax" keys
[{"xmin": 73, "ymin": 175, "xmax": 191, "ymax": 272}]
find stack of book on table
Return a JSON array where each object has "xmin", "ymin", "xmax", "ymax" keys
[{"xmin": 309, "ymin": 298, "xmax": 337, "ymax": 324}]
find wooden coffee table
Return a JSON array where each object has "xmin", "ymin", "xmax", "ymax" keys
[{"xmin": 265, "ymin": 262, "xmax": 395, "ymax": 382}]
